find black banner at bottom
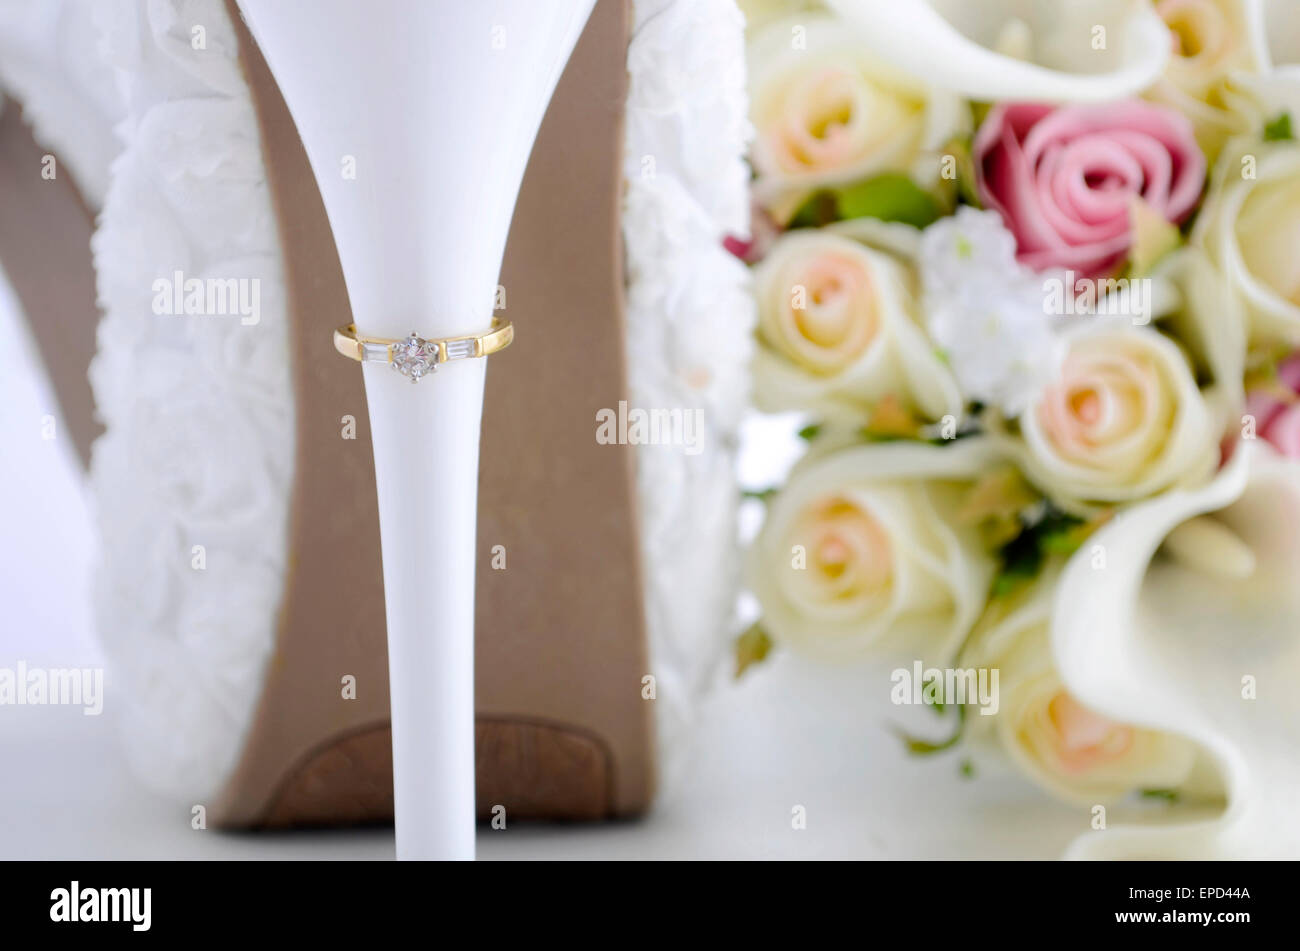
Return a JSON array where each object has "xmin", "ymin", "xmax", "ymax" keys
[{"xmin": 0, "ymin": 859, "xmax": 1280, "ymax": 938}]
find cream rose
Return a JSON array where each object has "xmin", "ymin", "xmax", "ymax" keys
[
  {"xmin": 1146, "ymin": 0, "xmax": 1268, "ymax": 160},
  {"xmin": 1197, "ymin": 142, "xmax": 1300, "ymax": 345},
  {"xmin": 966, "ymin": 575, "xmax": 1197, "ymax": 805},
  {"xmin": 747, "ymin": 14, "xmax": 965, "ymax": 220},
  {"xmin": 1008, "ymin": 325, "xmax": 1218, "ymax": 508},
  {"xmin": 752, "ymin": 230, "xmax": 961, "ymax": 423},
  {"xmin": 747, "ymin": 439, "xmax": 997, "ymax": 662}
]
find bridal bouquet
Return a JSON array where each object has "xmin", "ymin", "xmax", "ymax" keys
[{"xmin": 733, "ymin": 0, "xmax": 1300, "ymax": 856}]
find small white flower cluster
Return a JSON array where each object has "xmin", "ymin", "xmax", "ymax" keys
[{"xmin": 919, "ymin": 207, "xmax": 1063, "ymax": 417}]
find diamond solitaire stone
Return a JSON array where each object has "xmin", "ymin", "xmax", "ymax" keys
[{"xmin": 391, "ymin": 332, "xmax": 439, "ymax": 382}]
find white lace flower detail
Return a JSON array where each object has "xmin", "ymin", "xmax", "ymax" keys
[{"xmin": 920, "ymin": 207, "xmax": 1063, "ymax": 417}]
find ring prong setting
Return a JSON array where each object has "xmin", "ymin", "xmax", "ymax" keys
[{"xmin": 391, "ymin": 331, "xmax": 440, "ymax": 383}]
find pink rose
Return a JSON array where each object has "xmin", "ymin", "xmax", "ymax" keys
[
  {"xmin": 974, "ymin": 102, "xmax": 1205, "ymax": 279},
  {"xmin": 1245, "ymin": 354, "xmax": 1300, "ymax": 457}
]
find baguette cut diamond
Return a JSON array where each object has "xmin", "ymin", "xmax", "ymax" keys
[
  {"xmin": 445, "ymin": 338, "xmax": 477, "ymax": 360},
  {"xmin": 391, "ymin": 332, "xmax": 439, "ymax": 382}
]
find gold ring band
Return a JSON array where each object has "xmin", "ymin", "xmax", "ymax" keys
[{"xmin": 334, "ymin": 317, "xmax": 513, "ymax": 382}]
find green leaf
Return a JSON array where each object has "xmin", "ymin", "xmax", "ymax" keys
[
  {"xmin": 1140, "ymin": 788, "xmax": 1180, "ymax": 803},
  {"xmin": 1264, "ymin": 111, "xmax": 1294, "ymax": 142},
  {"xmin": 922, "ymin": 673, "xmax": 946, "ymax": 715},
  {"xmin": 1039, "ymin": 525, "xmax": 1087, "ymax": 555},
  {"xmin": 990, "ymin": 506, "xmax": 1093, "ymax": 596},
  {"xmin": 742, "ymin": 486, "xmax": 779, "ymax": 502},
  {"xmin": 892, "ymin": 700, "xmax": 967, "ymax": 755},
  {"xmin": 1128, "ymin": 197, "xmax": 1183, "ymax": 277},
  {"xmin": 991, "ymin": 530, "xmax": 1044, "ymax": 597},
  {"xmin": 796, "ymin": 423, "xmax": 822, "ymax": 441},
  {"xmin": 787, "ymin": 173, "xmax": 943, "ymax": 229},
  {"xmin": 835, "ymin": 173, "xmax": 942, "ymax": 228},
  {"xmin": 787, "ymin": 191, "xmax": 840, "ymax": 229},
  {"xmin": 991, "ymin": 564, "xmax": 1036, "ymax": 598},
  {"xmin": 959, "ymin": 758, "xmax": 976, "ymax": 779},
  {"xmin": 734, "ymin": 623, "xmax": 774, "ymax": 678}
]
